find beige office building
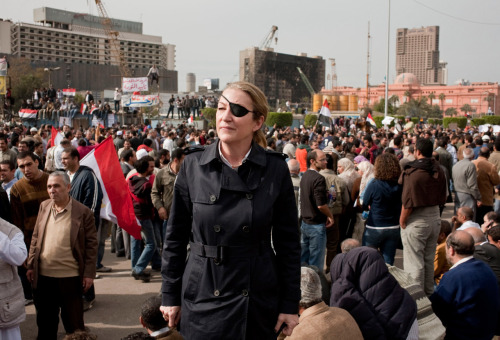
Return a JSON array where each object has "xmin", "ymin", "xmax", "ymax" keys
[{"xmin": 396, "ymin": 26, "xmax": 447, "ymax": 85}]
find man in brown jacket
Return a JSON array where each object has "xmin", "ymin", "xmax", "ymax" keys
[
  {"xmin": 281, "ymin": 267, "xmax": 363, "ymax": 340},
  {"xmin": 473, "ymin": 147, "xmax": 500, "ymax": 224},
  {"xmin": 27, "ymin": 171, "xmax": 98, "ymax": 340}
]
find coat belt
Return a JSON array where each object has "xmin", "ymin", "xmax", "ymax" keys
[{"xmin": 189, "ymin": 241, "xmax": 271, "ymax": 264}]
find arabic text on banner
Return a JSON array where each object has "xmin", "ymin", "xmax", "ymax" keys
[{"xmin": 122, "ymin": 77, "xmax": 149, "ymax": 92}]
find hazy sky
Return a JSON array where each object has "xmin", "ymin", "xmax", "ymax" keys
[{"xmin": 3, "ymin": 0, "xmax": 500, "ymax": 92}]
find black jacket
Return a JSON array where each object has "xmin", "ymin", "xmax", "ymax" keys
[
  {"xmin": 330, "ymin": 247, "xmax": 417, "ymax": 340},
  {"xmin": 69, "ymin": 165, "xmax": 103, "ymax": 229},
  {"xmin": 161, "ymin": 141, "xmax": 300, "ymax": 340}
]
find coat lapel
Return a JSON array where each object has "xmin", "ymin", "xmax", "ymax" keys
[{"xmin": 70, "ymin": 199, "xmax": 82, "ymax": 248}]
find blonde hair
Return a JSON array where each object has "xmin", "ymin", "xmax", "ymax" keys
[{"xmin": 224, "ymin": 81, "xmax": 269, "ymax": 148}]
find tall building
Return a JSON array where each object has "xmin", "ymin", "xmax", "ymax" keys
[
  {"xmin": 0, "ymin": 7, "xmax": 177, "ymax": 92},
  {"xmin": 186, "ymin": 73, "xmax": 195, "ymax": 93},
  {"xmin": 240, "ymin": 47, "xmax": 325, "ymax": 104},
  {"xmin": 396, "ymin": 26, "xmax": 446, "ymax": 85}
]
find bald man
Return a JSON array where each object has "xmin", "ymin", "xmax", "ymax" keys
[
  {"xmin": 430, "ymin": 231, "xmax": 500, "ymax": 340},
  {"xmin": 452, "ymin": 207, "xmax": 481, "ymax": 231}
]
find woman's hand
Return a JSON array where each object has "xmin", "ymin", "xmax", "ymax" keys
[
  {"xmin": 274, "ymin": 313, "xmax": 299, "ymax": 336},
  {"xmin": 159, "ymin": 306, "xmax": 181, "ymax": 328}
]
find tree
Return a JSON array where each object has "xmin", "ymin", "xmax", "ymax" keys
[
  {"xmin": 438, "ymin": 93, "xmax": 446, "ymax": 112},
  {"xmin": 428, "ymin": 92, "xmax": 436, "ymax": 105},
  {"xmin": 404, "ymin": 90, "xmax": 412, "ymax": 102},
  {"xmin": 395, "ymin": 97, "xmax": 440, "ymax": 118},
  {"xmin": 372, "ymin": 98, "xmax": 395, "ymax": 115},
  {"xmin": 445, "ymin": 107, "xmax": 458, "ymax": 116},
  {"xmin": 8, "ymin": 58, "xmax": 46, "ymax": 112},
  {"xmin": 460, "ymin": 104, "xmax": 474, "ymax": 116}
]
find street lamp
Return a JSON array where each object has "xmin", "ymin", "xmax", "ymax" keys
[{"xmin": 44, "ymin": 67, "xmax": 61, "ymax": 86}]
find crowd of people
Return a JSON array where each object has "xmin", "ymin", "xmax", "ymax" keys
[{"xmin": 2, "ymin": 80, "xmax": 500, "ymax": 339}]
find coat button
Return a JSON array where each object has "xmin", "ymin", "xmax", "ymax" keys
[
  {"xmin": 213, "ymin": 225, "xmax": 221, "ymax": 233},
  {"xmin": 246, "ymin": 193, "xmax": 253, "ymax": 200},
  {"xmin": 242, "ymin": 225, "xmax": 250, "ymax": 233},
  {"xmin": 214, "ymin": 290, "xmax": 220, "ymax": 296},
  {"xmin": 209, "ymin": 195, "xmax": 217, "ymax": 203},
  {"xmin": 242, "ymin": 289, "xmax": 248, "ymax": 297}
]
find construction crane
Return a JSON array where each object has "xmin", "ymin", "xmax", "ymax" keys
[
  {"xmin": 260, "ymin": 25, "xmax": 278, "ymax": 50},
  {"xmin": 94, "ymin": 0, "xmax": 131, "ymax": 77},
  {"xmin": 297, "ymin": 67, "xmax": 315, "ymax": 96}
]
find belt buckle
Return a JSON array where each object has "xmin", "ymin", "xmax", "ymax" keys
[{"xmin": 214, "ymin": 245, "xmax": 225, "ymax": 265}]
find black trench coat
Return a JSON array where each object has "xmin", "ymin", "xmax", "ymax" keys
[{"xmin": 161, "ymin": 141, "xmax": 300, "ymax": 340}]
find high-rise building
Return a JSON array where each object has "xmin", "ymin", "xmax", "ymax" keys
[
  {"xmin": 395, "ymin": 26, "xmax": 446, "ymax": 85},
  {"xmin": 0, "ymin": 7, "xmax": 178, "ymax": 92},
  {"xmin": 186, "ymin": 73, "xmax": 196, "ymax": 93},
  {"xmin": 240, "ymin": 47, "xmax": 325, "ymax": 104}
]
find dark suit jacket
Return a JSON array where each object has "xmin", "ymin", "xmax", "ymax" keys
[
  {"xmin": 475, "ymin": 242, "xmax": 500, "ymax": 289},
  {"xmin": 27, "ymin": 198, "xmax": 97, "ymax": 289}
]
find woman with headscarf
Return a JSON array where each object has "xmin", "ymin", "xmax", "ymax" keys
[
  {"xmin": 357, "ymin": 161, "xmax": 375, "ymax": 205},
  {"xmin": 337, "ymin": 158, "xmax": 361, "ymax": 250},
  {"xmin": 337, "ymin": 158, "xmax": 359, "ymax": 195}
]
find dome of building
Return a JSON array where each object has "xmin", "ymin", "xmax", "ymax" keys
[{"xmin": 394, "ymin": 73, "xmax": 420, "ymax": 86}]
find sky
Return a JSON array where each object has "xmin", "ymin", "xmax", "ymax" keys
[{"xmin": 3, "ymin": 0, "xmax": 500, "ymax": 92}]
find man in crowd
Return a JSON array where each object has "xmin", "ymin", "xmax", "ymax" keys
[
  {"xmin": 453, "ymin": 147, "xmax": 481, "ymax": 218},
  {"xmin": 465, "ymin": 226, "xmax": 500, "ymax": 289},
  {"xmin": 473, "ymin": 147, "xmax": 500, "ymax": 224},
  {"xmin": 27, "ymin": 172, "xmax": 98, "ymax": 339},
  {"xmin": 152, "ymin": 148, "xmax": 185, "ymax": 230},
  {"xmin": 61, "ymin": 147, "xmax": 104, "ymax": 311},
  {"xmin": 10, "ymin": 151, "xmax": 50, "ymax": 305},
  {"xmin": 399, "ymin": 138, "xmax": 447, "ymax": 296},
  {"xmin": 0, "ymin": 159, "xmax": 17, "ymax": 200},
  {"xmin": 281, "ymin": 267, "xmax": 363, "ymax": 339},
  {"xmin": 287, "ymin": 159, "xmax": 301, "ymax": 215},
  {"xmin": 451, "ymin": 207, "xmax": 481, "ymax": 231},
  {"xmin": 434, "ymin": 220, "xmax": 452, "ymax": 285},
  {"xmin": 430, "ymin": 231, "xmax": 499, "ymax": 340},
  {"xmin": 0, "ymin": 134, "xmax": 16, "ymax": 162},
  {"xmin": 129, "ymin": 156, "xmax": 156, "ymax": 282},
  {"xmin": 300, "ymin": 149, "xmax": 334, "ymax": 272}
]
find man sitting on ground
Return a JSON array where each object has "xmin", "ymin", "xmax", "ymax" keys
[
  {"xmin": 280, "ymin": 267, "xmax": 362, "ymax": 339},
  {"xmin": 451, "ymin": 206, "xmax": 481, "ymax": 231}
]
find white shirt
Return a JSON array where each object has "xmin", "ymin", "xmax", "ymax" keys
[
  {"xmin": 163, "ymin": 138, "xmax": 174, "ymax": 154},
  {"xmin": 450, "ymin": 256, "xmax": 474, "ymax": 270},
  {"xmin": 457, "ymin": 220, "xmax": 481, "ymax": 231}
]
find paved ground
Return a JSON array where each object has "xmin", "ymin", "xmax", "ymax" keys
[{"xmin": 19, "ymin": 202, "xmax": 455, "ymax": 339}]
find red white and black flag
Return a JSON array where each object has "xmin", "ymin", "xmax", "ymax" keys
[{"xmin": 318, "ymin": 99, "xmax": 333, "ymax": 129}]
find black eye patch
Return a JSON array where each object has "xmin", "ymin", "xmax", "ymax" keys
[{"xmin": 221, "ymin": 94, "xmax": 252, "ymax": 117}]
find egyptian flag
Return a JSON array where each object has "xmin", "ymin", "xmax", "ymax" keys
[
  {"xmin": 367, "ymin": 113, "xmax": 377, "ymax": 127},
  {"xmin": 18, "ymin": 109, "xmax": 38, "ymax": 119},
  {"xmin": 80, "ymin": 103, "xmax": 87, "ymax": 114},
  {"xmin": 62, "ymin": 88, "xmax": 76, "ymax": 96},
  {"xmin": 90, "ymin": 104, "xmax": 99, "ymax": 115},
  {"xmin": 188, "ymin": 115, "xmax": 194, "ymax": 124},
  {"xmin": 50, "ymin": 126, "xmax": 63, "ymax": 147},
  {"xmin": 318, "ymin": 99, "xmax": 333, "ymax": 128},
  {"xmin": 80, "ymin": 137, "xmax": 142, "ymax": 240}
]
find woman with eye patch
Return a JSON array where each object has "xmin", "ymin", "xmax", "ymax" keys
[{"xmin": 160, "ymin": 81, "xmax": 300, "ymax": 339}]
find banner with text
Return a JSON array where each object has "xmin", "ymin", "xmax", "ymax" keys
[
  {"xmin": 122, "ymin": 94, "xmax": 160, "ymax": 108},
  {"xmin": 122, "ymin": 77, "xmax": 149, "ymax": 92}
]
